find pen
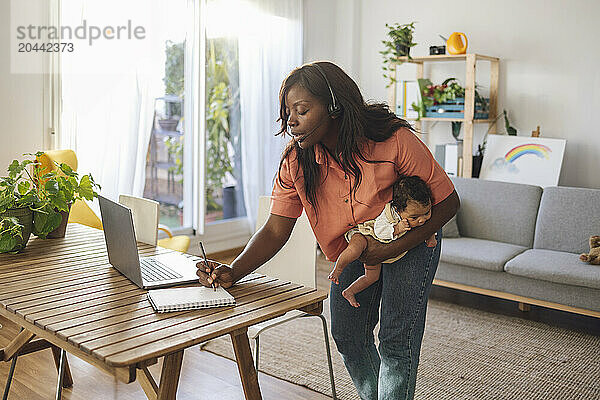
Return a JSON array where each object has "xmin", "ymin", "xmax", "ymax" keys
[{"xmin": 199, "ymin": 241, "xmax": 216, "ymax": 291}]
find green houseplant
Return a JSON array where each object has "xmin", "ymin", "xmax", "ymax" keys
[
  {"xmin": 381, "ymin": 22, "xmax": 417, "ymax": 87},
  {"xmin": 0, "ymin": 153, "xmax": 100, "ymax": 253},
  {"xmin": 411, "ymin": 77, "xmax": 481, "ymax": 120}
]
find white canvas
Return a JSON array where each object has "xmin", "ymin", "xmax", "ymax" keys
[{"xmin": 479, "ymin": 135, "xmax": 566, "ymax": 187}]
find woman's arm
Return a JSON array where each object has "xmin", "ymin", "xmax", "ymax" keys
[
  {"xmin": 197, "ymin": 214, "xmax": 297, "ymax": 287},
  {"xmin": 359, "ymin": 190, "xmax": 460, "ymax": 265}
]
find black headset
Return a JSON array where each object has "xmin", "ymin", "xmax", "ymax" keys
[{"xmin": 312, "ymin": 63, "xmax": 342, "ymax": 117}]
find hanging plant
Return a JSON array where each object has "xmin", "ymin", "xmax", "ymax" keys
[{"xmin": 380, "ymin": 22, "xmax": 417, "ymax": 87}]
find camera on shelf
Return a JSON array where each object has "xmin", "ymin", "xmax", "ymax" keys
[{"xmin": 429, "ymin": 45, "xmax": 446, "ymax": 55}]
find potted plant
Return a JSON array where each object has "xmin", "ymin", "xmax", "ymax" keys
[
  {"xmin": 380, "ymin": 22, "xmax": 417, "ymax": 87},
  {"xmin": 36, "ymin": 156, "xmax": 101, "ymax": 238},
  {"xmin": 411, "ymin": 78, "xmax": 489, "ymax": 122},
  {"xmin": 0, "ymin": 153, "xmax": 100, "ymax": 253},
  {"xmin": 411, "ymin": 78, "xmax": 466, "ymax": 118}
]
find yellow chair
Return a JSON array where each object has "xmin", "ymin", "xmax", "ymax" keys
[
  {"xmin": 157, "ymin": 225, "xmax": 191, "ymax": 253},
  {"xmin": 39, "ymin": 150, "xmax": 190, "ymax": 253}
]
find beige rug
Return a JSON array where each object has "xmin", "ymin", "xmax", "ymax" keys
[{"xmin": 202, "ymin": 297, "xmax": 600, "ymax": 400}]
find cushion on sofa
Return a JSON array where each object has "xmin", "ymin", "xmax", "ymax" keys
[
  {"xmin": 441, "ymin": 237, "xmax": 528, "ymax": 272},
  {"xmin": 451, "ymin": 177, "xmax": 542, "ymax": 248},
  {"xmin": 442, "ymin": 215, "xmax": 460, "ymax": 238},
  {"xmin": 533, "ymin": 186, "xmax": 600, "ymax": 254},
  {"xmin": 505, "ymin": 249, "xmax": 600, "ymax": 290}
]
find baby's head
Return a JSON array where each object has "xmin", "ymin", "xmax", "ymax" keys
[{"xmin": 392, "ymin": 175, "xmax": 433, "ymax": 228}]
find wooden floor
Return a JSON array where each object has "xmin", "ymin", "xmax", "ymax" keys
[{"xmin": 0, "ymin": 247, "xmax": 330, "ymax": 400}]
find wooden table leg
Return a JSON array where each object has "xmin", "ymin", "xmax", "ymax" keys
[
  {"xmin": 138, "ymin": 366, "xmax": 158, "ymax": 400},
  {"xmin": 51, "ymin": 346, "xmax": 74, "ymax": 388},
  {"xmin": 157, "ymin": 350, "xmax": 184, "ymax": 400},
  {"xmin": 230, "ymin": 328, "xmax": 262, "ymax": 400},
  {"xmin": 1, "ymin": 329, "xmax": 35, "ymax": 361}
]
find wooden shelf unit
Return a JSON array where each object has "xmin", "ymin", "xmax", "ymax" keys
[{"xmin": 388, "ymin": 53, "xmax": 500, "ymax": 178}]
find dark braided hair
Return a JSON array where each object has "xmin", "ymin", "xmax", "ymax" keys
[
  {"xmin": 276, "ymin": 61, "xmax": 414, "ymax": 214},
  {"xmin": 391, "ymin": 175, "xmax": 432, "ymax": 213}
]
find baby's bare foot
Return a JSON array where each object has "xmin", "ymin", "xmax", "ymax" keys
[{"xmin": 342, "ymin": 288, "xmax": 360, "ymax": 307}]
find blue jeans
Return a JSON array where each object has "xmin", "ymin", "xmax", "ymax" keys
[{"xmin": 330, "ymin": 230, "xmax": 442, "ymax": 400}]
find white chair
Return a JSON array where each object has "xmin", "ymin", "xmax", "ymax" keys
[
  {"xmin": 118, "ymin": 195, "xmax": 160, "ymax": 245},
  {"xmin": 248, "ymin": 196, "xmax": 337, "ymax": 399},
  {"xmin": 118, "ymin": 195, "xmax": 191, "ymax": 252}
]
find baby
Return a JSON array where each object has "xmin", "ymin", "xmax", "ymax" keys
[{"xmin": 329, "ymin": 175, "xmax": 437, "ymax": 307}]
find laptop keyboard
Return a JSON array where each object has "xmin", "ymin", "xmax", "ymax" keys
[{"xmin": 140, "ymin": 258, "xmax": 183, "ymax": 282}]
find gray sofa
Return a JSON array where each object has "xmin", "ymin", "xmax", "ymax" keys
[{"xmin": 436, "ymin": 177, "xmax": 600, "ymax": 316}]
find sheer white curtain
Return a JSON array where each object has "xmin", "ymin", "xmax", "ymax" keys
[
  {"xmin": 59, "ymin": 0, "xmax": 180, "ymax": 208},
  {"xmin": 238, "ymin": 0, "xmax": 303, "ymax": 228}
]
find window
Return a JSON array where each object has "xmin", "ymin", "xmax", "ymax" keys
[
  {"xmin": 204, "ymin": 37, "xmax": 246, "ymax": 224},
  {"xmin": 57, "ymin": 0, "xmax": 300, "ymax": 251},
  {"xmin": 141, "ymin": 2, "xmax": 247, "ymax": 231}
]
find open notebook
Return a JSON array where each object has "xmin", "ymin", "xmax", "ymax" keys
[{"xmin": 147, "ymin": 286, "xmax": 236, "ymax": 313}]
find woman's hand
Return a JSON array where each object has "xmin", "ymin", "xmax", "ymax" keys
[
  {"xmin": 358, "ymin": 236, "xmax": 390, "ymax": 265},
  {"xmin": 196, "ymin": 259, "xmax": 235, "ymax": 289},
  {"xmin": 425, "ymin": 234, "xmax": 438, "ymax": 247}
]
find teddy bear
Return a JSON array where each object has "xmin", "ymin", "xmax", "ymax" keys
[{"xmin": 579, "ymin": 235, "xmax": 600, "ymax": 265}]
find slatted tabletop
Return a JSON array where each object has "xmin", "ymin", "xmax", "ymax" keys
[{"xmin": 0, "ymin": 224, "xmax": 327, "ymax": 399}]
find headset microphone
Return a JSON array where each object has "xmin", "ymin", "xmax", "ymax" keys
[{"xmin": 291, "ymin": 114, "xmax": 328, "ymax": 144}]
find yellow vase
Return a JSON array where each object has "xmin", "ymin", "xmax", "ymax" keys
[{"xmin": 447, "ymin": 32, "xmax": 468, "ymax": 55}]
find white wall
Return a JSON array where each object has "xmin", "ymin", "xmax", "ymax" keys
[
  {"xmin": 304, "ymin": 0, "xmax": 600, "ymax": 189},
  {"xmin": 303, "ymin": 0, "xmax": 361, "ymax": 82},
  {"xmin": 0, "ymin": 0, "xmax": 48, "ymax": 169}
]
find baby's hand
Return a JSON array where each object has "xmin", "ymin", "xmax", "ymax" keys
[
  {"xmin": 394, "ymin": 219, "xmax": 411, "ymax": 236},
  {"xmin": 425, "ymin": 234, "xmax": 437, "ymax": 247}
]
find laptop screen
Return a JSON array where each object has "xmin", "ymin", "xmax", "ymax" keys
[{"xmin": 98, "ymin": 195, "xmax": 144, "ymax": 286}]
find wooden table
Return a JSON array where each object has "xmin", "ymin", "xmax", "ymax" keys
[{"xmin": 0, "ymin": 224, "xmax": 327, "ymax": 399}]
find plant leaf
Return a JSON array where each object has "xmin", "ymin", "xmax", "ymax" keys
[
  {"xmin": 17, "ymin": 181, "xmax": 30, "ymax": 195},
  {"xmin": 59, "ymin": 163, "xmax": 74, "ymax": 176},
  {"xmin": 0, "ymin": 235, "xmax": 17, "ymax": 253},
  {"xmin": 44, "ymin": 179, "xmax": 59, "ymax": 195},
  {"xmin": 78, "ymin": 175, "xmax": 95, "ymax": 200},
  {"xmin": 33, "ymin": 209, "xmax": 49, "ymax": 237}
]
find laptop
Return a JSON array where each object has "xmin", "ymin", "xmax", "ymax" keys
[{"xmin": 98, "ymin": 195, "xmax": 201, "ymax": 289}]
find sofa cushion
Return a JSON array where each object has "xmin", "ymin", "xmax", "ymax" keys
[
  {"xmin": 442, "ymin": 215, "xmax": 460, "ymax": 238},
  {"xmin": 451, "ymin": 177, "xmax": 542, "ymax": 247},
  {"xmin": 441, "ymin": 237, "xmax": 528, "ymax": 272},
  {"xmin": 534, "ymin": 186, "xmax": 600, "ymax": 254},
  {"xmin": 505, "ymin": 249, "xmax": 600, "ymax": 290}
]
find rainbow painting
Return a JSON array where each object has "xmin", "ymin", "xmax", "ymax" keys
[
  {"xmin": 504, "ymin": 144, "xmax": 552, "ymax": 163},
  {"xmin": 480, "ymin": 135, "xmax": 566, "ymax": 187}
]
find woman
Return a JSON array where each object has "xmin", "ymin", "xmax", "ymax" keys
[{"xmin": 197, "ymin": 61, "xmax": 459, "ymax": 400}]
